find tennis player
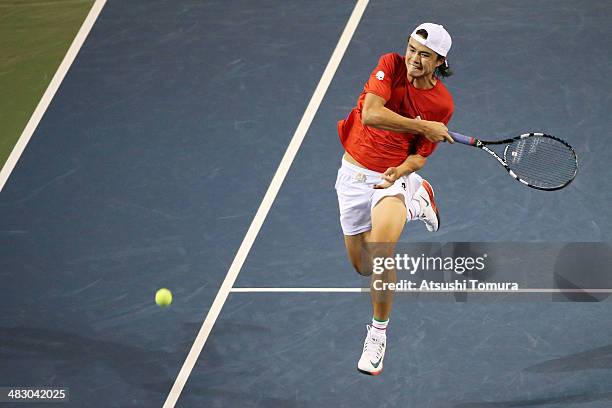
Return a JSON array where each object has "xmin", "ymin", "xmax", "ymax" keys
[{"xmin": 335, "ymin": 23, "xmax": 455, "ymax": 375}]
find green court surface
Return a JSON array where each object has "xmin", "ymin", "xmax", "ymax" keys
[{"xmin": 0, "ymin": 0, "xmax": 93, "ymax": 168}]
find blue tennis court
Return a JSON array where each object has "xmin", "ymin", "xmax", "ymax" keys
[{"xmin": 2, "ymin": 0, "xmax": 611, "ymax": 407}]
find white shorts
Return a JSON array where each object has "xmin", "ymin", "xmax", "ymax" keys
[{"xmin": 335, "ymin": 159, "xmax": 423, "ymax": 236}]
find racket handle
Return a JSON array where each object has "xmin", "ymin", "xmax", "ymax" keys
[{"xmin": 449, "ymin": 131, "xmax": 476, "ymax": 146}]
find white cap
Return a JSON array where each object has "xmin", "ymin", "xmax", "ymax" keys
[{"xmin": 410, "ymin": 23, "xmax": 452, "ymax": 57}]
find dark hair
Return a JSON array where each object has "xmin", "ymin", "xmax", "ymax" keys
[{"xmin": 414, "ymin": 29, "xmax": 453, "ymax": 78}]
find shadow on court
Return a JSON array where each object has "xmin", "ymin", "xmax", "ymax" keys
[
  {"xmin": 453, "ymin": 392, "xmax": 612, "ymax": 408},
  {"xmin": 0, "ymin": 326, "xmax": 178, "ymax": 394},
  {"xmin": 0, "ymin": 324, "xmax": 300, "ymax": 407},
  {"xmin": 453, "ymin": 344, "xmax": 612, "ymax": 407},
  {"xmin": 525, "ymin": 344, "xmax": 612, "ymax": 373}
]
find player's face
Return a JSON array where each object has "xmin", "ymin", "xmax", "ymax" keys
[{"xmin": 405, "ymin": 37, "xmax": 443, "ymax": 78}]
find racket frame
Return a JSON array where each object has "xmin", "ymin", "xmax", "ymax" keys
[{"xmin": 449, "ymin": 131, "xmax": 578, "ymax": 191}]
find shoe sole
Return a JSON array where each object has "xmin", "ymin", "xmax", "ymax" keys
[
  {"xmin": 421, "ymin": 180, "xmax": 440, "ymax": 231},
  {"xmin": 357, "ymin": 367, "xmax": 383, "ymax": 376}
]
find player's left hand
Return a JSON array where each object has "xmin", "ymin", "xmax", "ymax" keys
[{"xmin": 374, "ymin": 167, "xmax": 400, "ymax": 189}]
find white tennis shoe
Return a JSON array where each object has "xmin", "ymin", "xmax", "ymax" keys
[
  {"xmin": 357, "ymin": 325, "xmax": 386, "ymax": 376},
  {"xmin": 412, "ymin": 179, "xmax": 440, "ymax": 232}
]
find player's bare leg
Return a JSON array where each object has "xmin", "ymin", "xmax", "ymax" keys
[
  {"xmin": 343, "ymin": 231, "xmax": 371, "ymax": 276},
  {"xmin": 369, "ymin": 194, "xmax": 406, "ymax": 319},
  {"xmin": 356, "ymin": 194, "xmax": 406, "ymax": 375}
]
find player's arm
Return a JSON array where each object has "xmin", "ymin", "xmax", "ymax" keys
[
  {"xmin": 374, "ymin": 154, "xmax": 426, "ymax": 189},
  {"xmin": 396, "ymin": 153, "xmax": 426, "ymax": 176},
  {"xmin": 361, "ymin": 93, "xmax": 453, "ymax": 143}
]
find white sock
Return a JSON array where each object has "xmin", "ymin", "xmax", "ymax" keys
[{"xmin": 372, "ymin": 317, "xmax": 388, "ymax": 335}]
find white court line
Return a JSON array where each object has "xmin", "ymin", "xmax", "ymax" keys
[
  {"xmin": 232, "ymin": 287, "xmax": 364, "ymax": 293},
  {"xmin": 0, "ymin": 0, "xmax": 107, "ymax": 193},
  {"xmin": 162, "ymin": 1, "xmax": 370, "ymax": 406},
  {"xmin": 231, "ymin": 287, "xmax": 612, "ymax": 294}
]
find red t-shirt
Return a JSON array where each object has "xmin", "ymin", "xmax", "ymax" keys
[{"xmin": 337, "ymin": 53, "xmax": 454, "ymax": 172}]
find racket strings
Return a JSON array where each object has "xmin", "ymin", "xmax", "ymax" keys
[
  {"xmin": 507, "ymin": 142, "xmax": 577, "ymax": 186},
  {"xmin": 510, "ymin": 153, "xmax": 576, "ymax": 175},
  {"xmin": 510, "ymin": 152, "xmax": 576, "ymax": 181},
  {"xmin": 505, "ymin": 136, "xmax": 577, "ymax": 189}
]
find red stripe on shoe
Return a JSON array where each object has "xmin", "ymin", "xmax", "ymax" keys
[
  {"xmin": 421, "ymin": 180, "xmax": 437, "ymax": 213},
  {"xmin": 421, "ymin": 179, "xmax": 440, "ymax": 230}
]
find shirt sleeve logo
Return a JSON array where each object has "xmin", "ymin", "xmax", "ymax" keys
[{"xmin": 375, "ymin": 70, "xmax": 385, "ymax": 80}]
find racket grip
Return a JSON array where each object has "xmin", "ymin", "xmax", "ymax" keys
[{"xmin": 449, "ymin": 131, "xmax": 476, "ymax": 146}]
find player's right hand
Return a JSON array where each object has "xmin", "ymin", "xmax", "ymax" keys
[
  {"xmin": 421, "ymin": 121, "xmax": 453, "ymax": 143},
  {"xmin": 374, "ymin": 167, "xmax": 400, "ymax": 189}
]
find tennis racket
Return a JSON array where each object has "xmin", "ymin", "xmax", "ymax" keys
[{"xmin": 449, "ymin": 132, "xmax": 578, "ymax": 191}]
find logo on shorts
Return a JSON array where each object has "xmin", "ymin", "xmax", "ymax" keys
[
  {"xmin": 355, "ymin": 173, "xmax": 367, "ymax": 183},
  {"xmin": 376, "ymin": 70, "xmax": 385, "ymax": 80},
  {"xmin": 402, "ymin": 182, "xmax": 406, "ymax": 190}
]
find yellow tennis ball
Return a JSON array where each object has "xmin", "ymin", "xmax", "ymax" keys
[{"xmin": 155, "ymin": 288, "xmax": 172, "ymax": 307}]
